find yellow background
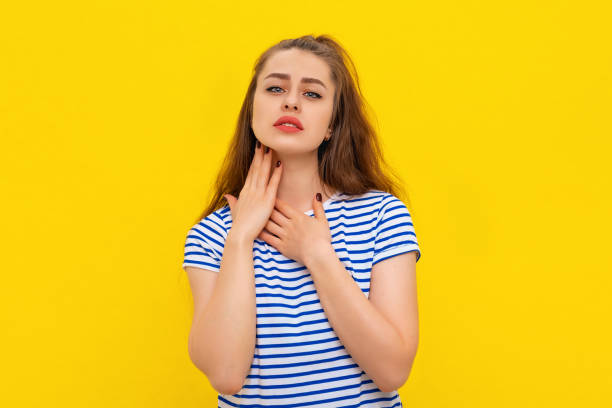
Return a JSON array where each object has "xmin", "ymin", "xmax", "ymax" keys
[{"xmin": 1, "ymin": 0, "xmax": 611, "ymax": 406}]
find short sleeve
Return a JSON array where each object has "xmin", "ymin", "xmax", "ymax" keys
[
  {"xmin": 372, "ymin": 194, "xmax": 421, "ymax": 265},
  {"xmin": 182, "ymin": 207, "xmax": 229, "ymax": 272}
]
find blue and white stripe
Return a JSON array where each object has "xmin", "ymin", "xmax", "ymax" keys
[{"xmin": 183, "ymin": 189, "xmax": 420, "ymax": 407}]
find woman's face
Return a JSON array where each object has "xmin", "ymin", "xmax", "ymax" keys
[{"xmin": 252, "ymin": 48, "xmax": 335, "ymax": 155}]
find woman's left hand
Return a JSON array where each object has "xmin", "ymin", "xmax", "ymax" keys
[{"xmin": 258, "ymin": 194, "xmax": 333, "ymax": 265}]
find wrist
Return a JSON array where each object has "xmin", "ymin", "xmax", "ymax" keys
[
  {"xmin": 303, "ymin": 242, "xmax": 336, "ymax": 269},
  {"xmin": 226, "ymin": 229, "xmax": 254, "ymax": 248}
]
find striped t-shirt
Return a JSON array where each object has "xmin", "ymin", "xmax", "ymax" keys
[{"xmin": 182, "ymin": 189, "xmax": 421, "ymax": 407}]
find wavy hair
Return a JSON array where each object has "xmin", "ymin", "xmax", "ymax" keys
[{"xmin": 194, "ymin": 34, "xmax": 409, "ymax": 224}]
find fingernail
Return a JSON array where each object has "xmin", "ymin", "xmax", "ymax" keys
[
  {"xmin": 276, "ymin": 160, "xmax": 281, "ymax": 167},
  {"xmin": 316, "ymin": 192, "xmax": 322, "ymax": 201},
  {"xmin": 265, "ymin": 146, "xmax": 270, "ymax": 154},
  {"xmin": 256, "ymin": 140, "xmax": 261, "ymax": 148}
]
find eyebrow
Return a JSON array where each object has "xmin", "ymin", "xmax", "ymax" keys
[{"xmin": 263, "ymin": 72, "xmax": 327, "ymax": 89}]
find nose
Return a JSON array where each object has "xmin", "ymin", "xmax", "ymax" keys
[
  {"xmin": 283, "ymin": 102, "xmax": 298, "ymax": 111},
  {"xmin": 282, "ymin": 90, "xmax": 300, "ymax": 112}
]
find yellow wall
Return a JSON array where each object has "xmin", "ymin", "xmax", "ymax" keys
[{"xmin": 1, "ymin": 0, "xmax": 610, "ymax": 406}]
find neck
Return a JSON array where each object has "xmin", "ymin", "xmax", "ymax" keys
[{"xmin": 268, "ymin": 150, "xmax": 333, "ymax": 213}]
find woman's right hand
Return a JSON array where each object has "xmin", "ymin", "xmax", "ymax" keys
[{"xmin": 223, "ymin": 140, "xmax": 283, "ymax": 243}]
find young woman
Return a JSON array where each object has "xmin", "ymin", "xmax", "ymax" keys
[{"xmin": 182, "ymin": 34, "xmax": 422, "ymax": 407}]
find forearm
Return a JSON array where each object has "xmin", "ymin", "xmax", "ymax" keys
[
  {"xmin": 304, "ymin": 246, "xmax": 413, "ymax": 393},
  {"xmin": 189, "ymin": 231, "xmax": 256, "ymax": 393}
]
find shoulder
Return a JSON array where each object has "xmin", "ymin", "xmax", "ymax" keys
[
  {"xmin": 331, "ymin": 190, "xmax": 401, "ymax": 222},
  {"xmin": 189, "ymin": 205, "xmax": 231, "ymax": 237},
  {"xmin": 336, "ymin": 189, "xmax": 388, "ymax": 204},
  {"xmin": 183, "ymin": 205, "xmax": 231, "ymax": 270},
  {"xmin": 352, "ymin": 190, "xmax": 411, "ymax": 223},
  {"xmin": 376, "ymin": 191, "xmax": 407, "ymax": 212},
  {"xmin": 340, "ymin": 189, "xmax": 400, "ymax": 212}
]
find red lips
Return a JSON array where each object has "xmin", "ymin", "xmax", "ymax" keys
[{"xmin": 273, "ymin": 116, "xmax": 304, "ymax": 130}]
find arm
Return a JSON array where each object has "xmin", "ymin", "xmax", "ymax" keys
[
  {"xmin": 187, "ymin": 230, "xmax": 256, "ymax": 395},
  {"xmin": 304, "ymin": 246, "xmax": 418, "ymax": 393}
]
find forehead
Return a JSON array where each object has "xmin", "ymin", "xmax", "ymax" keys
[{"xmin": 260, "ymin": 49, "xmax": 332, "ymax": 86}]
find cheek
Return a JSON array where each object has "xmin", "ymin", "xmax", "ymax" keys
[
  {"xmin": 313, "ymin": 103, "xmax": 334, "ymax": 128},
  {"xmin": 316, "ymin": 97, "xmax": 333, "ymax": 115},
  {"xmin": 251, "ymin": 97, "xmax": 275, "ymax": 137},
  {"xmin": 253, "ymin": 94, "xmax": 273, "ymax": 117},
  {"xmin": 252, "ymin": 98, "xmax": 265, "ymax": 127}
]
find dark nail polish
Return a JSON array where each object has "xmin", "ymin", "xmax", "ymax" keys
[
  {"xmin": 256, "ymin": 140, "xmax": 261, "ymax": 148},
  {"xmin": 316, "ymin": 192, "xmax": 322, "ymax": 202},
  {"xmin": 265, "ymin": 146, "xmax": 270, "ymax": 154},
  {"xmin": 276, "ymin": 160, "xmax": 281, "ymax": 167}
]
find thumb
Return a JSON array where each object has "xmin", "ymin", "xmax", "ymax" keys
[
  {"xmin": 224, "ymin": 194, "xmax": 237, "ymax": 215},
  {"xmin": 312, "ymin": 193, "xmax": 328, "ymax": 224}
]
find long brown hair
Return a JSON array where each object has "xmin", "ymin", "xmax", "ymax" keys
[{"xmin": 194, "ymin": 34, "xmax": 410, "ymax": 224}]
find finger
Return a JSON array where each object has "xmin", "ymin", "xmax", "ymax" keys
[
  {"xmin": 264, "ymin": 219, "xmax": 284, "ymax": 238},
  {"xmin": 274, "ymin": 196, "xmax": 298, "ymax": 219},
  {"xmin": 265, "ymin": 159, "xmax": 283, "ymax": 200},
  {"xmin": 270, "ymin": 207, "xmax": 289, "ymax": 227},
  {"xmin": 225, "ymin": 194, "xmax": 236, "ymax": 215},
  {"xmin": 257, "ymin": 145, "xmax": 273, "ymax": 189},
  {"xmin": 312, "ymin": 194, "xmax": 328, "ymax": 223},
  {"xmin": 260, "ymin": 229, "xmax": 282, "ymax": 248},
  {"xmin": 248, "ymin": 141, "xmax": 265, "ymax": 190},
  {"xmin": 244, "ymin": 141, "xmax": 261, "ymax": 188}
]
